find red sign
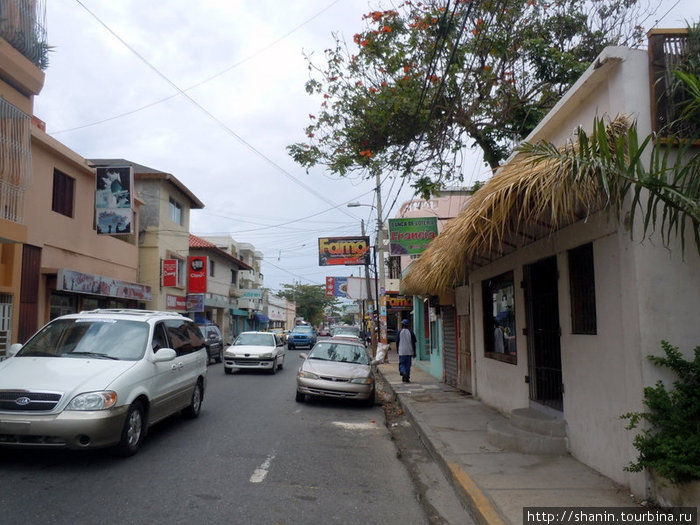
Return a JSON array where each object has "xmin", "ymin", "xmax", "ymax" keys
[
  {"xmin": 187, "ymin": 256, "xmax": 207, "ymax": 293},
  {"xmin": 325, "ymin": 277, "xmax": 335, "ymax": 296},
  {"xmin": 162, "ymin": 259, "xmax": 178, "ymax": 287}
]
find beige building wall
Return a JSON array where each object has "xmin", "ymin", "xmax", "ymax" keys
[
  {"xmin": 25, "ymin": 131, "xmax": 142, "ymax": 328},
  {"xmin": 135, "ymin": 175, "xmax": 199, "ymax": 312},
  {"xmin": 0, "ymin": 28, "xmax": 45, "ymax": 349}
]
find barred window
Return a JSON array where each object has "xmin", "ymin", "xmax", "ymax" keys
[
  {"xmin": 568, "ymin": 243, "xmax": 597, "ymax": 334},
  {"xmin": 52, "ymin": 169, "xmax": 74, "ymax": 217}
]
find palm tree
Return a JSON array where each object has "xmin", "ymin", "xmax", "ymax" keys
[{"xmin": 518, "ymin": 63, "xmax": 699, "ymax": 256}]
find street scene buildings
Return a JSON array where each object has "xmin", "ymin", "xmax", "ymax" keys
[{"xmin": 0, "ymin": 0, "xmax": 697, "ymax": 513}]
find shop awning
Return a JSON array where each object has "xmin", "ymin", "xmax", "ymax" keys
[{"xmin": 254, "ymin": 313, "xmax": 269, "ymax": 323}]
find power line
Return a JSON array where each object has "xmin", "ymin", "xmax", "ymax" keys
[
  {"xmin": 73, "ymin": 0, "xmax": 362, "ymax": 222},
  {"xmin": 57, "ymin": 0, "xmax": 345, "ymax": 135}
]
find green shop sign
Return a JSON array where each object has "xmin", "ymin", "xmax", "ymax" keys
[{"xmin": 388, "ymin": 217, "xmax": 438, "ymax": 255}]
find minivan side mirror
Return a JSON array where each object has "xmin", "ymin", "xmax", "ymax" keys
[
  {"xmin": 8, "ymin": 343, "xmax": 22, "ymax": 357},
  {"xmin": 153, "ymin": 348, "xmax": 177, "ymax": 362}
]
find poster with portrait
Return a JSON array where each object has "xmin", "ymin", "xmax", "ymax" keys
[{"xmin": 95, "ymin": 166, "xmax": 134, "ymax": 235}]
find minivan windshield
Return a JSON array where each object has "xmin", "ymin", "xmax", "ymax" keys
[{"xmin": 18, "ymin": 318, "xmax": 149, "ymax": 361}]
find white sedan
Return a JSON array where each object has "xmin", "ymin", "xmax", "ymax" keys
[{"xmin": 224, "ymin": 331, "xmax": 286, "ymax": 374}]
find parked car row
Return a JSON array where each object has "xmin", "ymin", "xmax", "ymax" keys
[{"xmin": 0, "ymin": 313, "xmax": 381, "ymax": 458}]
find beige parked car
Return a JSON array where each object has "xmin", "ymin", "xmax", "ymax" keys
[
  {"xmin": 0, "ymin": 309, "xmax": 208, "ymax": 456},
  {"xmin": 296, "ymin": 337, "xmax": 379, "ymax": 406}
]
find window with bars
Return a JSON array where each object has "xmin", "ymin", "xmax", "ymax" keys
[
  {"xmin": 568, "ymin": 243, "xmax": 597, "ymax": 334},
  {"xmin": 52, "ymin": 169, "xmax": 74, "ymax": 217}
]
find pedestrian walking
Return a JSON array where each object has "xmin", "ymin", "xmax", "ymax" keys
[{"xmin": 397, "ymin": 319, "xmax": 416, "ymax": 383}]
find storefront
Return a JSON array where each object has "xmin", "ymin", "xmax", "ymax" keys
[{"xmin": 50, "ymin": 268, "xmax": 151, "ymax": 320}]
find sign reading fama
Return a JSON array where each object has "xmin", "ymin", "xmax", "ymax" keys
[
  {"xmin": 388, "ymin": 217, "xmax": 438, "ymax": 255},
  {"xmin": 318, "ymin": 236, "xmax": 370, "ymax": 266}
]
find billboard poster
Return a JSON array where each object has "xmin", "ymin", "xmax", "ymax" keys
[
  {"xmin": 388, "ymin": 217, "xmax": 438, "ymax": 255},
  {"xmin": 162, "ymin": 259, "xmax": 178, "ymax": 287},
  {"xmin": 325, "ymin": 276, "xmax": 348, "ymax": 297},
  {"xmin": 318, "ymin": 236, "xmax": 370, "ymax": 266},
  {"xmin": 186, "ymin": 293, "xmax": 205, "ymax": 312},
  {"xmin": 187, "ymin": 256, "xmax": 207, "ymax": 294},
  {"xmin": 95, "ymin": 166, "xmax": 134, "ymax": 235}
]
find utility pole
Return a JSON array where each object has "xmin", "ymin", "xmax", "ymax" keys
[
  {"xmin": 375, "ymin": 170, "xmax": 387, "ymax": 346},
  {"xmin": 361, "ymin": 219, "xmax": 376, "ymax": 352}
]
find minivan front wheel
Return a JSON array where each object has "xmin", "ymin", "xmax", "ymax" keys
[{"xmin": 113, "ymin": 401, "xmax": 145, "ymax": 457}]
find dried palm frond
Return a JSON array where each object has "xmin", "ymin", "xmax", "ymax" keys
[{"xmin": 402, "ymin": 115, "xmax": 632, "ymax": 296}]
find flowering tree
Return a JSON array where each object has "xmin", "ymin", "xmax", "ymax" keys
[{"xmin": 288, "ymin": 0, "xmax": 648, "ymax": 197}]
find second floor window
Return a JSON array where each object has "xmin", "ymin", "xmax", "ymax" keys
[
  {"xmin": 169, "ymin": 197, "xmax": 182, "ymax": 225},
  {"xmin": 52, "ymin": 169, "xmax": 74, "ymax": 217},
  {"xmin": 209, "ymin": 260, "xmax": 215, "ymax": 277}
]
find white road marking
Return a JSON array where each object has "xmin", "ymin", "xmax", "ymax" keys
[
  {"xmin": 250, "ymin": 453, "xmax": 276, "ymax": 483},
  {"xmin": 332, "ymin": 421, "xmax": 378, "ymax": 431}
]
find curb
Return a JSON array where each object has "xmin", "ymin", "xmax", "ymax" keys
[{"xmin": 377, "ymin": 368, "xmax": 508, "ymax": 525}]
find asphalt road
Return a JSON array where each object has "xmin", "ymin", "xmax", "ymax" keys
[{"xmin": 0, "ymin": 353, "xmax": 441, "ymax": 525}]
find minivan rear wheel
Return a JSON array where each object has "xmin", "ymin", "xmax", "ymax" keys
[{"xmin": 182, "ymin": 381, "xmax": 203, "ymax": 419}]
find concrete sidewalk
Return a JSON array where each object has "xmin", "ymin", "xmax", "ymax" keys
[{"xmin": 376, "ymin": 355, "xmax": 639, "ymax": 525}]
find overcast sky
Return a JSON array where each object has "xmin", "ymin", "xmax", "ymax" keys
[{"xmin": 33, "ymin": 0, "xmax": 698, "ymax": 295}]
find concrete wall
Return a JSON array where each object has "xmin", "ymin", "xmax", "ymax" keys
[{"xmin": 468, "ymin": 46, "xmax": 700, "ymax": 493}]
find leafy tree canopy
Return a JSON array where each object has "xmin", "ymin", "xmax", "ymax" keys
[
  {"xmin": 288, "ymin": 0, "xmax": 648, "ymax": 198},
  {"xmin": 277, "ymin": 283, "xmax": 338, "ymax": 327}
]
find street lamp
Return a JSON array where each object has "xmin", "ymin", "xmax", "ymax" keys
[{"xmin": 347, "ymin": 196, "xmax": 387, "ymax": 349}]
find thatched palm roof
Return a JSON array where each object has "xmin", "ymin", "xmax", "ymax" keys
[{"xmin": 401, "ymin": 116, "xmax": 630, "ymax": 296}]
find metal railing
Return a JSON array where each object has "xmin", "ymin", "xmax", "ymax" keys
[
  {"xmin": 648, "ymin": 28, "xmax": 698, "ymax": 140},
  {"xmin": 0, "ymin": 0, "xmax": 48, "ymax": 69},
  {"xmin": 0, "ymin": 98, "xmax": 31, "ymax": 223}
]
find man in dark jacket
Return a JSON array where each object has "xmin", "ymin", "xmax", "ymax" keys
[{"xmin": 397, "ymin": 319, "xmax": 416, "ymax": 383}]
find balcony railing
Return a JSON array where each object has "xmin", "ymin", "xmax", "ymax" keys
[
  {"xmin": 0, "ymin": 0, "xmax": 48, "ymax": 69},
  {"xmin": 648, "ymin": 28, "xmax": 699, "ymax": 140},
  {"xmin": 0, "ymin": 98, "xmax": 31, "ymax": 223}
]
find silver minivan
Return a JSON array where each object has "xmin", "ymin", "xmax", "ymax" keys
[{"xmin": 0, "ymin": 309, "xmax": 208, "ymax": 456}]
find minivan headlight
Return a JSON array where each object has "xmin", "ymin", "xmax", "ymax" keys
[{"xmin": 66, "ymin": 391, "xmax": 117, "ymax": 411}]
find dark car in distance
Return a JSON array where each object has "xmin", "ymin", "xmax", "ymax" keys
[{"xmin": 198, "ymin": 323, "xmax": 223, "ymax": 364}]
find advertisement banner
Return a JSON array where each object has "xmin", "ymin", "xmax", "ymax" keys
[
  {"xmin": 388, "ymin": 217, "xmax": 438, "ymax": 255},
  {"xmin": 346, "ymin": 276, "xmax": 376, "ymax": 301},
  {"xmin": 186, "ymin": 293, "xmax": 205, "ymax": 312},
  {"xmin": 318, "ymin": 236, "xmax": 370, "ymax": 266},
  {"xmin": 162, "ymin": 259, "xmax": 178, "ymax": 287},
  {"xmin": 325, "ymin": 276, "xmax": 348, "ymax": 297},
  {"xmin": 57, "ymin": 268, "xmax": 151, "ymax": 300},
  {"xmin": 166, "ymin": 294, "xmax": 187, "ymax": 310},
  {"xmin": 187, "ymin": 256, "xmax": 207, "ymax": 294},
  {"xmin": 95, "ymin": 166, "xmax": 134, "ymax": 235},
  {"xmin": 386, "ymin": 295, "xmax": 413, "ymax": 310}
]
